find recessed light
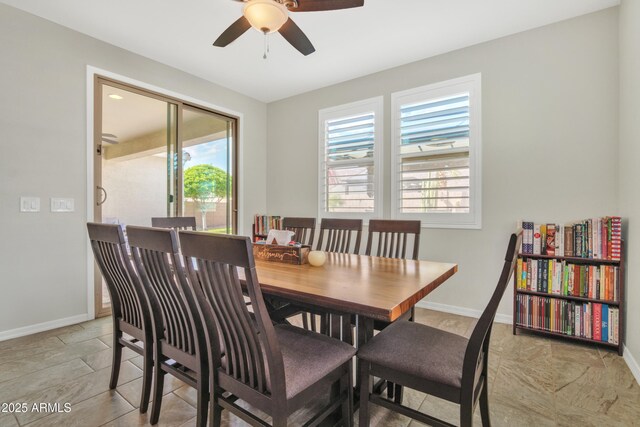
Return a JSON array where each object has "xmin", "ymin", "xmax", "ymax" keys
[{"xmin": 108, "ymin": 94, "xmax": 123, "ymax": 100}]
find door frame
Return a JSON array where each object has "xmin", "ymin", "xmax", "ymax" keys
[{"xmin": 86, "ymin": 65, "xmax": 244, "ymax": 319}]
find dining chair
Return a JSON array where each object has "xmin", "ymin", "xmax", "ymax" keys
[
  {"xmin": 363, "ymin": 219, "xmax": 421, "ymax": 402},
  {"xmin": 283, "ymin": 218, "xmax": 361, "ymax": 341},
  {"xmin": 282, "ymin": 216, "xmax": 316, "ymax": 247},
  {"xmin": 151, "ymin": 216, "xmax": 197, "ymax": 231},
  {"xmin": 126, "ymin": 226, "xmax": 209, "ymax": 427},
  {"xmin": 316, "ymin": 218, "xmax": 363, "ymax": 254},
  {"xmin": 357, "ymin": 232, "xmax": 522, "ymax": 427},
  {"xmin": 179, "ymin": 231, "xmax": 356, "ymax": 427},
  {"xmin": 86, "ymin": 222, "xmax": 154, "ymax": 414},
  {"xmin": 365, "ymin": 219, "xmax": 421, "ymax": 261}
]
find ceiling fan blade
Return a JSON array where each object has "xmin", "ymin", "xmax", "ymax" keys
[
  {"xmin": 213, "ymin": 16, "xmax": 251, "ymax": 47},
  {"xmin": 289, "ymin": 0, "xmax": 364, "ymax": 12},
  {"xmin": 278, "ymin": 18, "xmax": 315, "ymax": 56}
]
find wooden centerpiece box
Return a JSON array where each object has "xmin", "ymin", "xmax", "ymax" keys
[{"xmin": 252, "ymin": 243, "xmax": 311, "ymax": 265}]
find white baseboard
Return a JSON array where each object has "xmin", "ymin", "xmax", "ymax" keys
[
  {"xmin": 415, "ymin": 300, "xmax": 512, "ymax": 324},
  {"xmin": 624, "ymin": 346, "xmax": 640, "ymax": 386},
  {"xmin": 0, "ymin": 314, "xmax": 90, "ymax": 342}
]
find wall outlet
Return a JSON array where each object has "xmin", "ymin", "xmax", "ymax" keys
[
  {"xmin": 20, "ymin": 197, "xmax": 40, "ymax": 212},
  {"xmin": 51, "ymin": 198, "xmax": 74, "ymax": 213}
]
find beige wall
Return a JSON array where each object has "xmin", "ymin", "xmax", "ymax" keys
[
  {"xmin": 618, "ymin": 0, "xmax": 640, "ymax": 368},
  {"xmin": 0, "ymin": 3, "xmax": 267, "ymax": 334},
  {"xmin": 267, "ymin": 9, "xmax": 619, "ymax": 319}
]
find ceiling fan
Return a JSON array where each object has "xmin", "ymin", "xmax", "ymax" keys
[{"xmin": 213, "ymin": 0, "xmax": 365, "ymax": 56}]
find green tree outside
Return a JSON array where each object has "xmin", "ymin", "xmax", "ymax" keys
[{"xmin": 183, "ymin": 164, "xmax": 230, "ymax": 230}]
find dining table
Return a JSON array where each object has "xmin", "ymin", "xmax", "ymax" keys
[{"xmin": 252, "ymin": 252, "xmax": 458, "ymax": 345}]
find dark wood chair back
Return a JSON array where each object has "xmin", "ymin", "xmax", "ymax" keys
[
  {"xmin": 316, "ymin": 218, "xmax": 363, "ymax": 254},
  {"xmin": 86, "ymin": 222, "xmax": 154, "ymax": 412},
  {"xmin": 127, "ymin": 226, "xmax": 200, "ymax": 356},
  {"xmin": 88, "ymin": 223, "xmax": 146, "ymax": 331},
  {"xmin": 151, "ymin": 216, "xmax": 197, "ymax": 231},
  {"xmin": 126, "ymin": 225, "xmax": 209, "ymax": 426},
  {"xmin": 365, "ymin": 219, "xmax": 421, "ymax": 260},
  {"xmin": 283, "ymin": 217, "xmax": 316, "ymax": 246},
  {"xmin": 179, "ymin": 231, "xmax": 286, "ymax": 399},
  {"xmin": 462, "ymin": 231, "xmax": 522, "ymax": 396}
]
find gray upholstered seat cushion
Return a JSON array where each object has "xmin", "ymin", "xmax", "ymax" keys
[
  {"xmin": 274, "ymin": 324, "xmax": 357, "ymax": 399},
  {"xmin": 357, "ymin": 320, "xmax": 468, "ymax": 389}
]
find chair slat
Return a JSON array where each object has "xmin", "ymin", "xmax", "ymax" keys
[
  {"xmin": 365, "ymin": 220, "xmax": 421, "ymax": 261},
  {"xmin": 317, "ymin": 218, "xmax": 363, "ymax": 254},
  {"xmin": 283, "ymin": 217, "xmax": 316, "ymax": 247}
]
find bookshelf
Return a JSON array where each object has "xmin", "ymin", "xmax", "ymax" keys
[
  {"xmin": 513, "ymin": 218, "xmax": 624, "ymax": 356},
  {"xmin": 252, "ymin": 214, "xmax": 283, "ymax": 242}
]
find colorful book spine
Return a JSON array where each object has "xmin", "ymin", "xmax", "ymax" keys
[
  {"xmin": 533, "ymin": 224, "xmax": 542, "ymax": 255},
  {"xmin": 546, "ymin": 224, "xmax": 556, "ymax": 256},
  {"xmin": 601, "ymin": 305, "xmax": 609, "ymax": 343},
  {"xmin": 522, "ymin": 221, "xmax": 534, "ymax": 254},
  {"xmin": 565, "ymin": 226, "xmax": 574, "ymax": 257},
  {"xmin": 593, "ymin": 303, "xmax": 602, "ymax": 341},
  {"xmin": 610, "ymin": 217, "xmax": 621, "ymax": 261}
]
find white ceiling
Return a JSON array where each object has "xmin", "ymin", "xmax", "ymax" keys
[{"xmin": 2, "ymin": 0, "xmax": 619, "ymax": 103}]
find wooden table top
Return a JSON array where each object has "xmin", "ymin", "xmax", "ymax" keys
[{"xmin": 251, "ymin": 253, "xmax": 458, "ymax": 322}]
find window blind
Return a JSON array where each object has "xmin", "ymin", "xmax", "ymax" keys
[
  {"xmin": 398, "ymin": 94, "xmax": 470, "ymax": 214},
  {"xmin": 322, "ymin": 112, "xmax": 375, "ymax": 213}
]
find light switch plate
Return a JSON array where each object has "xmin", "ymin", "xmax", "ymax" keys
[
  {"xmin": 51, "ymin": 198, "xmax": 74, "ymax": 213},
  {"xmin": 20, "ymin": 197, "xmax": 40, "ymax": 212}
]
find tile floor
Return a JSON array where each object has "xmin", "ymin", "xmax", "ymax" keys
[{"xmin": 0, "ymin": 309, "xmax": 638, "ymax": 426}]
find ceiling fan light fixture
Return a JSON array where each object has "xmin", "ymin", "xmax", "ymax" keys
[{"xmin": 243, "ymin": 0, "xmax": 288, "ymax": 34}]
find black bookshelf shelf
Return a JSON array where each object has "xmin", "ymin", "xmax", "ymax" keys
[
  {"xmin": 520, "ymin": 253, "xmax": 621, "ymax": 266},
  {"xmin": 516, "ymin": 289, "xmax": 620, "ymax": 306},
  {"xmin": 515, "ymin": 324, "xmax": 620, "ymax": 350}
]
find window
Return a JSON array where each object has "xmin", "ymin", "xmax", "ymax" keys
[
  {"xmin": 318, "ymin": 97, "xmax": 383, "ymax": 219},
  {"xmin": 391, "ymin": 74, "xmax": 482, "ymax": 229}
]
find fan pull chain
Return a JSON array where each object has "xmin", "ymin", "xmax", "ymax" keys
[{"xmin": 263, "ymin": 31, "xmax": 270, "ymax": 59}]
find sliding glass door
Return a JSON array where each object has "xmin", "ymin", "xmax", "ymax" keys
[
  {"xmin": 180, "ymin": 106, "xmax": 235, "ymax": 233},
  {"xmin": 93, "ymin": 77, "xmax": 237, "ymax": 316}
]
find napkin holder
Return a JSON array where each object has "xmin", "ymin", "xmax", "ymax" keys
[{"xmin": 252, "ymin": 243, "xmax": 311, "ymax": 265}]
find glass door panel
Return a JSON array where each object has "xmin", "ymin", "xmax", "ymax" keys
[
  {"xmin": 96, "ymin": 81, "xmax": 177, "ymax": 316},
  {"xmin": 180, "ymin": 106, "xmax": 235, "ymax": 233}
]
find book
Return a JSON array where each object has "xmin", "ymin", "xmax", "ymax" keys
[
  {"xmin": 522, "ymin": 221, "xmax": 534, "ymax": 254},
  {"xmin": 533, "ymin": 224, "xmax": 542, "ymax": 255},
  {"xmin": 593, "ymin": 303, "xmax": 602, "ymax": 341},
  {"xmin": 575, "ymin": 223, "xmax": 583, "ymax": 258},
  {"xmin": 601, "ymin": 305, "xmax": 609, "ymax": 343},
  {"xmin": 565, "ymin": 226, "xmax": 574, "ymax": 257},
  {"xmin": 612, "ymin": 308, "xmax": 619, "ymax": 344},
  {"xmin": 557, "ymin": 225, "xmax": 564, "ymax": 258},
  {"xmin": 546, "ymin": 224, "xmax": 556, "ymax": 256}
]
